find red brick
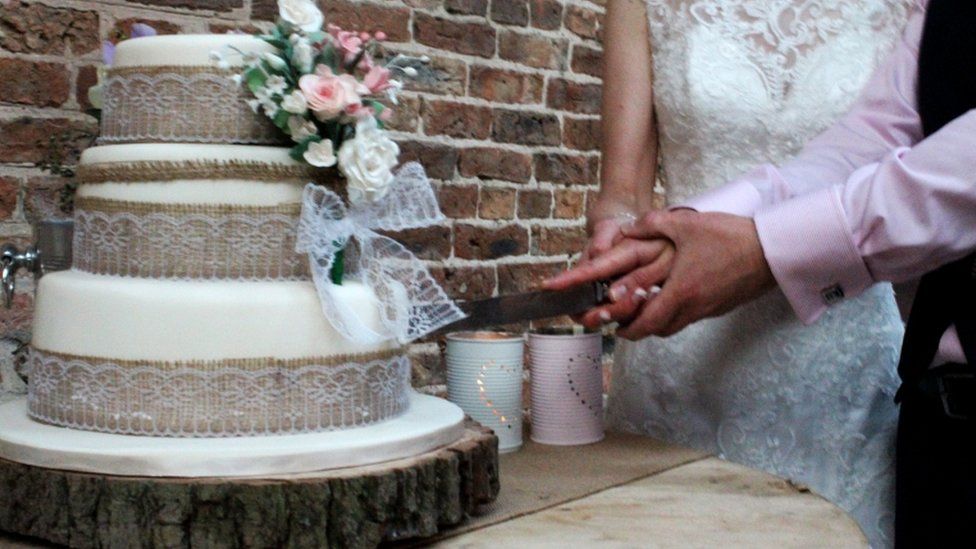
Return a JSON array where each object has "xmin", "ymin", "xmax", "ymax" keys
[
  {"xmin": 24, "ymin": 175, "xmax": 71, "ymax": 223},
  {"xmin": 401, "ymin": 55, "xmax": 467, "ymax": 96},
  {"xmin": 0, "ymin": 59, "xmax": 69, "ymax": 108},
  {"xmin": 535, "ymin": 153, "xmax": 600, "ymax": 185},
  {"xmin": 0, "ymin": 1, "xmax": 99, "ymax": 55},
  {"xmin": 128, "ymin": 0, "xmax": 243, "ymax": 11},
  {"xmin": 414, "ymin": 13, "xmax": 496, "ymax": 58},
  {"xmin": 533, "ymin": 225, "xmax": 588, "ymax": 255},
  {"xmin": 209, "ymin": 22, "xmax": 264, "ymax": 34},
  {"xmin": 459, "ymin": 147, "xmax": 533, "ymax": 183},
  {"xmin": 530, "ymin": 0, "xmax": 564, "ymax": 30},
  {"xmin": 469, "ymin": 66, "xmax": 543, "ymax": 104},
  {"xmin": 76, "ymin": 65, "xmax": 99, "ymax": 112},
  {"xmin": 396, "ymin": 140, "xmax": 458, "ymax": 180},
  {"xmin": 565, "ymin": 4, "xmax": 602, "ymax": 40},
  {"xmin": 385, "ymin": 95, "xmax": 421, "ymax": 132},
  {"xmin": 422, "ymin": 100, "xmax": 492, "ymax": 139},
  {"xmin": 547, "ymin": 78, "xmax": 602, "ymax": 115},
  {"xmin": 112, "ymin": 17, "xmax": 181, "ymax": 39},
  {"xmin": 563, "ymin": 116, "xmax": 601, "ymax": 151},
  {"xmin": 0, "ymin": 177, "xmax": 18, "ymax": 220},
  {"xmin": 430, "ymin": 265, "xmax": 496, "ymax": 300},
  {"xmin": 498, "ymin": 261, "xmax": 564, "ymax": 293},
  {"xmin": 454, "ymin": 224, "xmax": 529, "ymax": 259},
  {"xmin": 517, "ymin": 189, "xmax": 552, "ymax": 219},
  {"xmin": 554, "ymin": 189, "xmax": 587, "ymax": 219},
  {"xmin": 322, "ymin": 1, "xmax": 411, "ymax": 42},
  {"xmin": 491, "ymin": 0, "xmax": 529, "ymax": 26},
  {"xmin": 479, "ymin": 188, "xmax": 517, "ymax": 220},
  {"xmin": 444, "ymin": 0, "xmax": 488, "ymax": 16},
  {"xmin": 0, "ymin": 117, "xmax": 98, "ymax": 164},
  {"xmin": 385, "ymin": 226, "xmax": 452, "ymax": 260},
  {"xmin": 251, "ymin": 0, "xmax": 278, "ymax": 21},
  {"xmin": 437, "ymin": 184, "xmax": 479, "ymax": 218},
  {"xmin": 572, "ymin": 44, "xmax": 603, "ymax": 78},
  {"xmin": 0, "ymin": 291, "xmax": 34, "ymax": 337},
  {"xmin": 492, "ymin": 110, "xmax": 561, "ymax": 146},
  {"xmin": 498, "ymin": 30, "xmax": 568, "ymax": 70}
]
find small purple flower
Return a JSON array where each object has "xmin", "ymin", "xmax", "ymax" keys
[
  {"xmin": 102, "ymin": 41, "xmax": 116, "ymax": 66},
  {"xmin": 130, "ymin": 23, "xmax": 157, "ymax": 39},
  {"xmin": 101, "ymin": 24, "xmax": 156, "ymax": 66}
]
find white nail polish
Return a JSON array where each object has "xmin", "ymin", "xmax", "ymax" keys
[
  {"xmin": 633, "ymin": 288, "xmax": 649, "ymax": 302},
  {"xmin": 650, "ymin": 285, "xmax": 663, "ymax": 295},
  {"xmin": 609, "ymin": 286, "xmax": 625, "ymax": 302},
  {"xmin": 599, "ymin": 311, "xmax": 612, "ymax": 322}
]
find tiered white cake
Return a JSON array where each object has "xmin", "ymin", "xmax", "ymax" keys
[{"xmin": 0, "ymin": 34, "xmax": 464, "ymax": 476}]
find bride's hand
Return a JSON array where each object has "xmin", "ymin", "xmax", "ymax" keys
[{"xmin": 582, "ymin": 198, "xmax": 640, "ymax": 262}]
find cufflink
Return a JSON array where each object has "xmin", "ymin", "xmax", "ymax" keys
[{"xmin": 821, "ymin": 284, "xmax": 845, "ymax": 306}]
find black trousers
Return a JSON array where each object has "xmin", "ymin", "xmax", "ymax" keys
[{"xmin": 895, "ymin": 388, "xmax": 976, "ymax": 547}]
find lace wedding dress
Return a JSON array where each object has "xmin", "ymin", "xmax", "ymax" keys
[{"xmin": 608, "ymin": 1, "xmax": 914, "ymax": 546}]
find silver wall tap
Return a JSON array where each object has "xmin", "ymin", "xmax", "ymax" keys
[{"xmin": 1, "ymin": 220, "xmax": 73, "ymax": 309}]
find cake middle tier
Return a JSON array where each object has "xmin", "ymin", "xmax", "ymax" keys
[{"xmin": 74, "ymin": 143, "xmax": 336, "ymax": 281}]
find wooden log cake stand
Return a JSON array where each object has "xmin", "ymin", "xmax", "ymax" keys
[{"xmin": 0, "ymin": 421, "xmax": 499, "ymax": 548}]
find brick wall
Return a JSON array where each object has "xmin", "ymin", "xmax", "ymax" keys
[{"xmin": 0, "ymin": 0, "xmax": 606, "ymax": 392}]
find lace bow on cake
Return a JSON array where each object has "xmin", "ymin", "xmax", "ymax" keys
[{"xmin": 296, "ymin": 162, "xmax": 466, "ymax": 344}]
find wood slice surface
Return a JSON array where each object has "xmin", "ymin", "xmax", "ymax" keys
[{"xmin": 0, "ymin": 420, "xmax": 499, "ymax": 549}]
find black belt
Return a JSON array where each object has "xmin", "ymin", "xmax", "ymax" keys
[{"xmin": 897, "ymin": 363, "xmax": 976, "ymax": 421}]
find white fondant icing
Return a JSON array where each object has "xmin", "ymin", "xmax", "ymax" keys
[
  {"xmin": 113, "ymin": 34, "xmax": 276, "ymax": 68},
  {"xmin": 79, "ymin": 144, "xmax": 306, "ymax": 205},
  {"xmin": 0, "ymin": 394, "xmax": 466, "ymax": 477},
  {"xmin": 77, "ymin": 181, "xmax": 304, "ymax": 206},
  {"xmin": 32, "ymin": 271, "xmax": 393, "ymax": 360},
  {"xmin": 81, "ymin": 143, "xmax": 295, "ymax": 166}
]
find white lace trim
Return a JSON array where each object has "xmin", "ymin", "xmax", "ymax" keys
[
  {"xmin": 27, "ymin": 347, "xmax": 411, "ymax": 438},
  {"xmin": 99, "ymin": 67, "xmax": 285, "ymax": 145},
  {"xmin": 297, "ymin": 162, "xmax": 466, "ymax": 344},
  {"xmin": 73, "ymin": 202, "xmax": 309, "ymax": 281}
]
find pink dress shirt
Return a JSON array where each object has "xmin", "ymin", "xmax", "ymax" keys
[{"xmin": 684, "ymin": 0, "xmax": 971, "ymax": 366}]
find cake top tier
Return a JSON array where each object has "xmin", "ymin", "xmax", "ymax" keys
[{"xmin": 113, "ymin": 34, "xmax": 276, "ymax": 68}]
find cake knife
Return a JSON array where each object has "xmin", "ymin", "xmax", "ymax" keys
[{"xmin": 438, "ymin": 281, "xmax": 609, "ymax": 333}]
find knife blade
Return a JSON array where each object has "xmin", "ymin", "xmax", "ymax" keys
[{"xmin": 438, "ymin": 281, "xmax": 608, "ymax": 333}]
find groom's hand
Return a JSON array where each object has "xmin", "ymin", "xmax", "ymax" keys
[
  {"xmin": 614, "ymin": 210, "xmax": 776, "ymax": 339},
  {"xmin": 544, "ymin": 237, "xmax": 675, "ymax": 329}
]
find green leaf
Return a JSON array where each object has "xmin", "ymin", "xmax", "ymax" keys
[
  {"xmin": 316, "ymin": 46, "xmax": 338, "ymax": 72},
  {"xmin": 273, "ymin": 109, "xmax": 291, "ymax": 130},
  {"xmin": 306, "ymin": 31, "xmax": 327, "ymax": 44},
  {"xmin": 245, "ymin": 67, "xmax": 267, "ymax": 94},
  {"xmin": 261, "ymin": 37, "xmax": 289, "ymax": 50},
  {"xmin": 330, "ymin": 247, "xmax": 345, "ymax": 285}
]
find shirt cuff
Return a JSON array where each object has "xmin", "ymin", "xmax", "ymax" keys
[
  {"xmin": 754, "ymin": 187, "xmax": 875, "ymax": 324},
  {"xmin": 675, "ymin": 179, "xmax": 763, "ymax": 216}
]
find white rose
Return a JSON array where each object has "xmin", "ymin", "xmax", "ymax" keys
[
  {"xmin": 338, "ymin": 119, "xmax": 400, "ymax": 204},
  {"xmin": 282, "ymin": 90, "xmax": 308, "ymax": 114},
  {"xmin": 303, "ymin": 139, "xmax": 337, "ymax": 168},
  {"xmin": 279, "ymin": 0, "xmax": 324, "ymax": 32},
  {"xmin": 287, "ymin": 116, "xmax": 317, "ymax": 141},
  {"xmin": 291, "ymin": 39, "xmax": 314, "ymax": 74}
]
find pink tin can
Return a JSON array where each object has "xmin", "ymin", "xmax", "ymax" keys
[{"xmin": 528, "ymin": 328, "xmax": 604, "ymax": 445}]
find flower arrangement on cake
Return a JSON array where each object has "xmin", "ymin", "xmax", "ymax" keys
[
  {"xmin": 226, "ymin": 0, "xmax": 423, "ymax": 206},
  {"xmin": 228, "ymin": 0, "xmax": 465, "ymax": 344}
]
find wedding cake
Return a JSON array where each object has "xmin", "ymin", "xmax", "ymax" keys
[{"xmin": 0, "ymin": 29, "xmax": 468, "ymax": 476}]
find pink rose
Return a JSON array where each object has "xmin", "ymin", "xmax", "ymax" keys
[
  {"xmin": 328, "ymin": 25, "xmax": 364, "ymax": 64},
  {"xmin": 363, "ymin": 65, "xmax": 392, "ymax": 94},
  {"xmin": 299, "ymin": 67, "xmax": 368, "ymax": 121}
]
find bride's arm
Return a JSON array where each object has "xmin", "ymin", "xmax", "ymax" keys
[{"xmin": 585, "ymin": 0, "xmax": 658, "ymax": 259}]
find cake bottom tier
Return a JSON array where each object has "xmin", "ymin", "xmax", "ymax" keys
[{"xmin": 29, "ymin": 271, "xmax": 406, "ymax": 437}]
